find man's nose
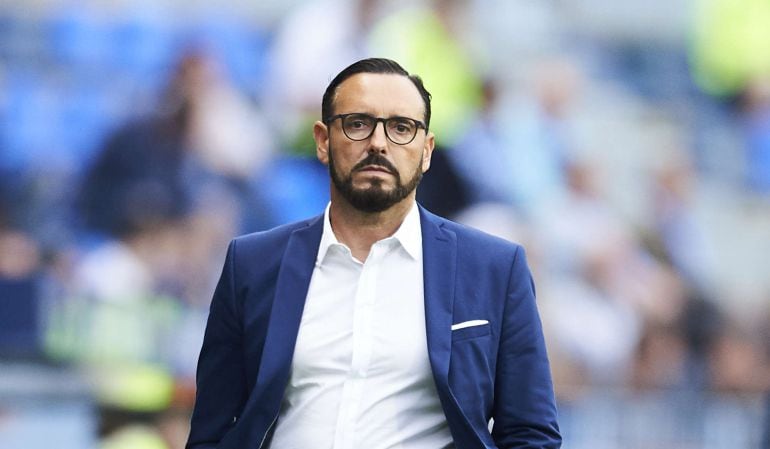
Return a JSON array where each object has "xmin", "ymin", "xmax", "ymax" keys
[{"xmin": 367, "ymin": 121, "xmax": 388, "ymax": 153}]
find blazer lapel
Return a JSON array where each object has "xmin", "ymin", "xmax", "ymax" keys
[
  {"xmin": 420, "ymin": 208, "xmax": 484, "ymax": 448},
  {"xmin": 420, "ymin": 207, "xmax": 456, "ymax": 393},
  {"xmin": 256, "ymin": 215, "xmax": 323, "ymax": 408}
]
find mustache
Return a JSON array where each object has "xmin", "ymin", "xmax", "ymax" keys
[{"xmin": 352, "ymin": 154, "xmax": 398, "ymax": 175}]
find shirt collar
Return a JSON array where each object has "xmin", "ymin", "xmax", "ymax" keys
[
  {"xmin": 391, "ymin": 202, "xmax": 422, "ymax": 261},
  {"xmin": 316, "ymin": 203, "xmax": 340, "ymax": 265},
  {"xmin": 316, "ymin": 202, "xmax": 423, "ymax": 265}
]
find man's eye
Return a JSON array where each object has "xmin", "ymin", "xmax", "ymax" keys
[
  {"xmin": 391, "ymin": 121, "xmax": 413, "ymax": 134},
  {"xmin": 350, "ymin": 120, "xmax": 368, "ymax": 129}
]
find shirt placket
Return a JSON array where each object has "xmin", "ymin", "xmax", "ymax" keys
[{"xmin": 332, "ymin": 244, "xmax": 382, "ymax": 449}]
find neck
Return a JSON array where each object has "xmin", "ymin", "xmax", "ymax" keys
[{"xmin": 328, "ymin": 189, "xmax": 415, "ymax": 262}]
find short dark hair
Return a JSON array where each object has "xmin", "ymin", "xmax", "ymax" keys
[{"xmin": 321, "ymin": 58, "xmax": 432, "ymax": 130}]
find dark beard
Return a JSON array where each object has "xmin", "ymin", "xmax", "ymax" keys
[{"xmin": 328, "ymin": 147, "xmax": 423, "ymax": 213}]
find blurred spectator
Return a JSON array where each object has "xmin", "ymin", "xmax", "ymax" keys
[
  {"xmin": 75, "ymin": 82, "xmax": 192, "ymax": 238},
  {"xmin": 448, "ymin": 80, "xmax": 519, "ymax": 206},
  {"xmin": 630, "ymin": 290, "xmax": 722, "ymax": 391},
  {"xmin": 631, "ymin": 319, "xmax": 688, "ymax": 390},
  {"xmin": 264, "ymin": 0, "xmax": 383, "ymax": 153},
  {"xmin": 368, "ymin": 0, "xmax": 483, "ymax": 147},
  {"xmin": 449, "ymin": 56, "xmax": 581, "ymax": 216},
  {"xmin": 650, "ymin": 153, "xmax": 719, "ymax": 291},
  {"xmin": 0, "ymin": 166, "xmax": 44, "ymax": 358},
  {"xmin": 77, "ymin": 48, "xmax": 271, "ymax": 240},
  {"xmin": 180, "ymin": 49, "xmax": 274, "ymax": 181}
]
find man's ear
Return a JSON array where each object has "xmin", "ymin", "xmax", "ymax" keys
[
  {"xmin": 421, "ymin": 131, "xmax": 435, "ymax": 173},
  {"xmin": 314, "ymin": 121, "xmax": 330, "ymax": 165}
]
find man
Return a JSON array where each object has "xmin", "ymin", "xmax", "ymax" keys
[{"xmin": 186, "ymin": 58, "xmax": 561, "ymax": 449}]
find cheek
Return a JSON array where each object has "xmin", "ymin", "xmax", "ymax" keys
[{"xmin": 329, "ymin": 145, "xmax": 355, "ymax": 170}]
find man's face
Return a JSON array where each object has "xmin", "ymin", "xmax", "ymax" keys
[{"xmin": 314, "ymin": 73, "xmax": 435, "ymax": 213}]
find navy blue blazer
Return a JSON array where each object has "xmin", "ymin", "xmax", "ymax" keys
[{"xmin": 187, "ymin": 207, "xmax": 561, "ymax": 449}]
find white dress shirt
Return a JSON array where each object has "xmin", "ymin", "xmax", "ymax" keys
[{"xmin": 268, "ymin": 203, "xmax": 454, "ymax": 449}]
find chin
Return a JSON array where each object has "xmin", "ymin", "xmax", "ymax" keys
[
  {"xmin": 354, "ymin": 180, "xmax": 393, "ymax": 192},
  {"xmin": 350, "ymin": 187, "xmax": 386, "ymax": 199}
]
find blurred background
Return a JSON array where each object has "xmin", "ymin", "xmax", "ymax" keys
[{"xmin": 0, "ymin": 0, "xmax": 769, "ymax": 448}]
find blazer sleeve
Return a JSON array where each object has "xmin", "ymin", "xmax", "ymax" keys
[
  {"xmin": 187, "ymin": 240, "xmax": 248, "ymax": 449},
  {"xmin": 491, "ymin": 246, "xmax": 562, "ymax": 448}
]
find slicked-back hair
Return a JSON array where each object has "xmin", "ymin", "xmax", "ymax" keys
[{"xmin": 321, "ymin": 58, "xmax": 432, "ymax": 131}]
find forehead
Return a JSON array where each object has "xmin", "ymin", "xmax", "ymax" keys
[{"xmin": 332, "ymin": 73, "xmax": 425, "ymax": 118}]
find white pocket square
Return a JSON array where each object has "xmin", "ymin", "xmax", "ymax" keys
[{"xmin": 451, "ymin": 319, "xmax": 489, "ymax": 331}]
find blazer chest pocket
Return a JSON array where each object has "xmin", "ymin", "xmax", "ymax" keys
[{"xmin": 451, "ymin": 321, "xmax": 491, "ymax": 342}]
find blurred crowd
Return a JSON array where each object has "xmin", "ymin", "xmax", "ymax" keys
[{"xmin": 1, "ymin": 0, "xmax": 770, "ymax": 448}]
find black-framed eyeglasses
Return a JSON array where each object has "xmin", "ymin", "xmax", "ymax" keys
[{"xmin": 326, "ymin": 113, "xmax": 426, "ymax": 145}]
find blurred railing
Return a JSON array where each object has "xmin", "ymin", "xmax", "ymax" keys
[
  {"xmin": 557, "ymin": 388, "xmax": 768, "ymax": 449},
  {"xmin": 2, "ymin": 364, "xmax": 767, "ymax": 449},
  {"xmin": 0, "ymin": 362, "xmax": 96, "ymax": 449}
]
